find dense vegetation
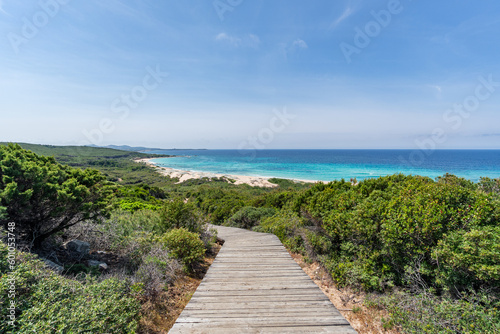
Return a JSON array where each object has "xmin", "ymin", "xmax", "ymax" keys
[
  {"xmin": 0, "ymin": 144, "xmax": 115, "ymax": 247},
  {"xmin": 0, "ymin": 144, "xmax": 217, "ymax": 333},
  {"xmin": 0, "ymin": 142, "xmax": 173, "ymax": 187},
  {"xmin": 254, "ymin": 174, "xmax": 500, "ymax": 333},
  {"xmin": 1, "ymin": 142, "xmax": 499, "ymax": 333},
  {"xmin": 0, "ymin": 243, "xmax": 140, "ymax": 333}
]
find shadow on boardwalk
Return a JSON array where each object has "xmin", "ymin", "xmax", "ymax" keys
[{"xmin": 169, "ymin": 225, "xmax": 357, "ymax": 333}]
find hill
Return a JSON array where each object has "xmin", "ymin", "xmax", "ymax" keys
[
  {"xmin": 89, "ymin": 144, "xmax": 165, "ymax": 152},
  {"xmin": 0, "ymin": 142, "xmax": 174, "ymax": 187}
]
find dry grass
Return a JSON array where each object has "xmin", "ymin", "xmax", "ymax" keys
[
  {"xmin": 290, "ymin": 253, "xmax": 401, "ymax": 334},
  {"xmin": 138, "ymin": 275, "xmax": 200, "ymax": 333},
  {"xmin": 138, "ymin": 244, "xmax": 220, "ymax": 334}
]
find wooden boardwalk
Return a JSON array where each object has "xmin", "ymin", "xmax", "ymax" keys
[{"xmin": 169, "ymin": 225, "xmax": 356, "ymax": 333}]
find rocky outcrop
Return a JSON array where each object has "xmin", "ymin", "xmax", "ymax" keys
[{"xmin": 66, "ymin": 240, "xmax": 90, "ymax": 256}]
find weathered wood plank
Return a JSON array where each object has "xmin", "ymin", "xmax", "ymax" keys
[
  {"xmin": 184, "ymin": 301, "xmax": 338, "ymax": 310},
  {"xmin": 175, "ymin": 318, "xmax": 350, "ymax": 325},
  {"xmin": 169, "ymin": 225, "xmax": 356, "ymax": 333},
  {"xmin": 180, "ymin": 309, "xmax": 340, "ymax": 316},
  {"xmin": 171, "ymin": 323, "xmax": 356, "ymax": 334}
]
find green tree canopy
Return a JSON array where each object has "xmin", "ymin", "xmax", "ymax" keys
[
  {"xmin": 0, "ymin": 144, "xmax": 114, "ymax": 247},
  {"xmin": 159, "ymin": 198, "xmax": 201, "ymax": 234}
]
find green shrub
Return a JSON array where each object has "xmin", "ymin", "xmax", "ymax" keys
[
  {"xmin": 18, "ymin": 277, "xmax": 139, "ymax": 333},
  {"xmin": 160, "ymin": 228, "xmax": 205, "ymax": 269},
  {"xmin": 370, "ymin": 290, "xmax": 500, "ymax": 334},
  {"xmin": 479, "ymin": 177, "xmax": 500, "ymax": 195},
  {"xmin": 119, "ymin": 199, "xmax": 162, "ymax": 212},
  {"xmin": 256, "ymin": 210, "xmax": 305, "ymax": 253},
  {"xmin": 115, "ymin": 185, "xmax": 166, "ymax": 213},
  {"xmin": 291, "ymin": 174, "xmax": 500, "ymax": 291},
  {"xmin": 0, "ymin": 144, "xmax": 114, "ymax": 247},
  {"xmin": 159, "ymin": 199, "xmax": 203, "ymax": 234},
  {"xmin": 0, "ymin": 242, "xmax": 140, "ymax": 333},
  {"xmin": 224, "ymin": 206, "xmax": 276, "ymax": 229},
  {"xmin": 108, "ymin": 209, "xmax": 162, "ymax": 240},
  {"xmin": 433, "ymin": 225, "xmax": 500, "ymax": 290},
  {"xmin": 304, "ymin": 230, "xmax": 332, "ymax": 255},
  {"xmin": 189, "ymin": 186, "xmax": 247, "ymax": 224},
  {"xmin": 379, "ymin": 181, "xmax": 476, "ymax": 286},
  {"xmin": 252, "ymin": 190, "xmax": 297, "ymax": 209},
  {"xmin": 268, "ymin": 178, "xmax": 309, "ymax": 190}
]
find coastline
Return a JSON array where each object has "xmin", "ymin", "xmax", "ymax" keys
[{"xmin": 135, "ymin": 158, "xmax": 319, "ymax": 188}]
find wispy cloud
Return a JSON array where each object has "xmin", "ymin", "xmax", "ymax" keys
[
  {"xmin": 0, "ymin": 0, "xmax": 7, "ymax": 15},
  {"xmin": 292, "ymin": 39, "xmax": 308, "ymax": 49},
  {"xmin": 215, "ymin": 33, "xmax": 261, "ymax": 48},
  {"xmin": 215, "ymin": 32, "xmax": 241, "ymax": 46},
  {"xmin": 278, "ymin": 38, "xmax": 309, "ymax": 61},
  {"xmin": 428, "ymin": 84, "xmax": 442, "ymax": 99},
  {"xmin": 330, "ymin": 1, "xmax": 355, "ymax": 29}
]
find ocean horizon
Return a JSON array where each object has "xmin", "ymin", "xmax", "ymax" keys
[{"xmin": 147, "ymin": 149, "xmax": 500, "ymax": 183}]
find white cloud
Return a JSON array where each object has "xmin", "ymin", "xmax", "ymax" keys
[
  {"xmin": 330, "ymin": 6, "xmax": 353, "ymax": 29},
  {"xmin": 292, "ymin": 39, "xmax": 308, "ymax": 49},
  {"xmin": 215, "ymin": 32, "xmax": 242, "ymax": 46},
  {"xmin": 215, "ymin": 33, "xmax": 261, "ymax": 48},
  {"xmin": 330, "ymin": 0, "xmax": 362, "ymax": 29}
]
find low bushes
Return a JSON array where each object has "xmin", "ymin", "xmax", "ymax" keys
[
  {"xmin": 133, "ymin": 246, "xmax": 181, "ymax": 299},
  {"xmin": 160, "ymin": 228, "xmax": 205, "ymax": 270},
  {"xmin": 159, "ymin": 199, "xmax": 203, "ymax": 234},
  {"xmin": 368, "ymin": 290, "xmax": 500, "ymax": 333},
  {"xmin": 189, "ymin": 186, "xmax": 248, "ymax": 224},
  {"xmin": 433, "ymin": 225, "xmax": 500, "ymax": 290},
  {"xmin": 292, "ymin": 174, "xmax": 500, "ymax": 292},
  {"xmin": 255, "ymin": 209, "xmax": 305, "ymax": 253},
  {"xmin": 224, "ymin": 206, "xmax": 276, "ymax": 229},
  {"xmin": 252, "ymin": 174, "xmax": 500, "ymax": 332},
  {"xmin": 0, "ymin": 242, "xmax": 140, "ymax": 333}
]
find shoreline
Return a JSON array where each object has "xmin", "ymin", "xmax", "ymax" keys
[{"xmin": 135, "ymin": 158, "xmax": 321, "ymax": 188}]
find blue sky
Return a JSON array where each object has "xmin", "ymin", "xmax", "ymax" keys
[{"xmin": 1, "ymin": 0, "xmax": 500, "ymax": 149}]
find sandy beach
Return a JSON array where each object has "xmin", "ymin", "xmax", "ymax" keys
[{"xmin": 135, "ymin": 158, "xmax": 287, "ymax": 188}]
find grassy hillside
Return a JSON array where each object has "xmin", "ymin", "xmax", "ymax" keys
[
  {"xmin": 0, "ymin": 142, "xmax": 175, "ymax": 187},
  {"xmin": 0, "ymin": 142, "xmax": 150, "ymax": 158}
]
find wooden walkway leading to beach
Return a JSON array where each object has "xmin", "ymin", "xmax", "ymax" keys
[{"xmin": 169, "ymin": 225, "xmax": 356, "ymax": 333}]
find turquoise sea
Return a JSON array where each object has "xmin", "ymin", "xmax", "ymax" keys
[{"xmin": 147, "ymin": 150, "xmax": 500, "ymax": 183}]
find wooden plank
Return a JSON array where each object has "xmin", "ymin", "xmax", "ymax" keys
[
  {"xmin": 175, "ymin": 318, "xmax": 350, "ymax": 326},
  {"xmin": 171, "ymin": 323, "xmax": 356, "ymax": 334},
  {"xmin": 192, "ymin": 287, "xmax": 325, "ymax": 297},
  {"xmin": 183, "ymin": 301, "xmax": 337, "ymax": 310},
  {"xmin": 180, "ymin": 309, "xmax": 340, "ymax": 316},
  {"xmin": 169, "ymin": 225, "xmax": 356, "ymax": 333},
  {"xmin": 187, "ymin": 296, "xmax": 328, "ymax": 305}
]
